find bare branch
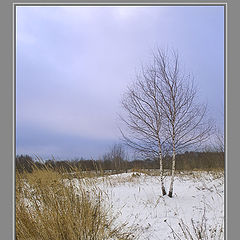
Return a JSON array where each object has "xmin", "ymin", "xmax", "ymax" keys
[{"xmin": 119, "ymin": 47, "xmax": 214, "ymax": 197}]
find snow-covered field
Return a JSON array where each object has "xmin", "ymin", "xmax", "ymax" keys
[{"xmin": 72, "ymin": 171, "xmax": 224, "ymax": 240}]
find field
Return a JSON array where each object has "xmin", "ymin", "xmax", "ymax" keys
[
  {"xmin": 16, "ymin": 169, "xmax": 224, "ymax": 240},
  {"xmin": 97, "ymin": 171, "xmax": 224, "ymax": 239}
]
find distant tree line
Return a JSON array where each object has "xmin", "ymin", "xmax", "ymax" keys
[{"xmin": 16, "ymin": 150, "xmax": 224, "ymax": 174}]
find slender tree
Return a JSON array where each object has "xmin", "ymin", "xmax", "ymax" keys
[
  {"xmin": 151, "ymin": 49, "xmax": 213, "ymax": 197},
  {"xmin": 103, "ymin": 143, "xmax": 126, "ymax": 172},
  {"xmin": 120, "ymin": 64, "xmax": 169, "ymax": 195},
  {"xmin": 120, "ymin": 48, "xmax": 213, "ymax": 197}
]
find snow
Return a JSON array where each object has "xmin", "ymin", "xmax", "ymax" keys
[{"xmin": 72, "ymin": 171, "xmax": 224, "ymax": 239}]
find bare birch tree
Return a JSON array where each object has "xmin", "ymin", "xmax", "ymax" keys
[
  {"xmin": 151, "ymin": 49, "xmax": 213, "ymax": 197},
  {"xmin": 120, "ymin": 48, "xmax": 213, "ymax": 197},
  {"xmin": 120, "ymin": 64, "xmax": 169, "ymax": 196}
]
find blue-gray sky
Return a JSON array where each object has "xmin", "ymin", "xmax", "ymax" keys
[{"xmin": 16, "ymin": 6, "xmax": 224, "ymax": 160}]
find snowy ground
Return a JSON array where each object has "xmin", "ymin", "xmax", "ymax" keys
[{"xmin": 72, "ymin": 171, "xmax": 224, "ymax": 240}]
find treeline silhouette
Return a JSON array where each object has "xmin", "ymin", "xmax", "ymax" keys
[{"xmin": 16, "ymin": 151, "xmax": 224, "ymax": 174}]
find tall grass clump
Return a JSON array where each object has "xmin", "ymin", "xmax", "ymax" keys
[{"xmin": 16, "ymin": 165, "xmax": 134, "ymax": 240}]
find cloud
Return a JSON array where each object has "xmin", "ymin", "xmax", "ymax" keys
[
  {"xmin": 16, "ymin": 121, "xmax": 116, "ymax": 159},
  {"xmin": 16, "ymin": 6, "xmax": 224, "ymax": 158}
]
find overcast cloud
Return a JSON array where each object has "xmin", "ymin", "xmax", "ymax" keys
[{"xmin": 16, "ymin": 6, "xmax": 224, "ymax": 159}]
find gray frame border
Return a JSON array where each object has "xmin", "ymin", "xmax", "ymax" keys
[{"xmin": 10, "ymin": 2, "xmax": 227, "ymax": 240}]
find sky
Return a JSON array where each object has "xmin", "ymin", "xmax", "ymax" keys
[{"xmin": 16, "ymin": 6, "xmax": 224, "ymax": 160}]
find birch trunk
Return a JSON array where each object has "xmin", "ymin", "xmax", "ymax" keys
[
  {"xmin": 168, "ymin": 144, "xmax": 176, "ymax": 198},
  {"xmin": 159, "ymin": 151, "xmax": 166, "ymax": 195}
]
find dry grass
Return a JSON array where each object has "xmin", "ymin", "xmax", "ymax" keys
[
  {"xmin": 16, "ymin": 165, "xmax": 224, "ymax": 240},
  {"xmin": 165, "ymin": 209, "xmax": 224, "ymax": 240},
  {"xmin": 16, "ymin": 167, "xmax": 135, "ymax": 240}
]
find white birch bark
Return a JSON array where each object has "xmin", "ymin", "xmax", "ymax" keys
[
  {"xmin": 159, "ymin": 150, "xmax": 166, "ymax": 195},
  {"xmin": 168, "ymin": 146, "xmax": 176, "ymax": 198}
]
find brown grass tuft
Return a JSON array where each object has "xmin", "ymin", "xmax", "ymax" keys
[{"xmin": 16, "ymin": 167, "xmax": 134, "ymax": 240}]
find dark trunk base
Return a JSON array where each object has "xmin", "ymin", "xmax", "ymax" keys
[
  {"xmin": 162, "ymin": 187, "xmax": 167, "ymax": 196},
  {"xmin": 168, "ymin": 191, "xmax": 173, "ymax": 198}
]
